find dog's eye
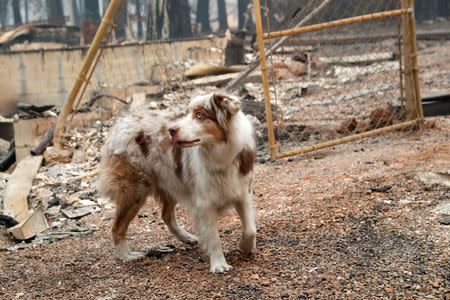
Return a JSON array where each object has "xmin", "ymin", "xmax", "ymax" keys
[{"xmin": 196, "ymin": 112, "xmax": 202, "ymax": 119}]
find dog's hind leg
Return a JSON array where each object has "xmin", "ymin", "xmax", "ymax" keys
[
  {"xmin": 99, "ymin": 154, "xmax": 149, "ymax": 261},
  {"xmin": 234, "ymin": 194, "xmax": 257, "ymax": 254},
  {"xmin": 159, "ymin": 190, "xmax": 199, "ymax": 245},
  {"xmin": 112, "ymin": 193, "xmax": 147, "ymax": 261}
]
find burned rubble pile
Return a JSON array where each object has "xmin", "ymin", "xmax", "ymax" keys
[{"xmin": 0, "ymin": 119, "xmax": 111, "ymax": 251}]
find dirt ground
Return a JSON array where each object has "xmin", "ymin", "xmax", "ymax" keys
[
  {"xmin": 1, "ymin": 28, "xmax": 450, "ymax": 299},
  {"xmin": 0, "ymin": 115, "xmax": 448, "ymax": 299}
]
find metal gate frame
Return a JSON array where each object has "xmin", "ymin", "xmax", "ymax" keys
[{"xmin": 253, "ymin": 0, "xmax": 423, "ymax": 160}]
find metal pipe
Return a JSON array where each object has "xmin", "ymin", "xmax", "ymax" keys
[
  {"xmin": 264, "ymin": 9, "xmax": 409, "ymax": 39},
  {"xmin": 275, "ymin": 120, "xmax": 419, "ymax": 159},
  {"xmin": 407, "ymin": 0, "xmax": 423, "ymax": 120},
  {"xmin": 396, "ymin": 0, "xmax": 405, "ymax": 116},
  {"xmin": 253, "ymin": 0, "xmax": 276, "ymax": 159},
  {"xmin": 401, "ymin": 0, "xmax": 416, "ymax": 119}
]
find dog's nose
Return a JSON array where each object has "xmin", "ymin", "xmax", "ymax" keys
[{"xmin": 169, "ymin": 127, "xmax": 179, "ymax": 137}]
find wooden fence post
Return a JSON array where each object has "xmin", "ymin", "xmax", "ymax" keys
[
  {"xmin": 402, "ymin": 0, "xmax": 423, "ymax": 120},
  {"xmin": 253, "ymin": 0, "xmax": 277, "ymax": 159}
]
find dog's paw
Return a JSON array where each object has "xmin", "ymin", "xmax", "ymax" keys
[
  {"xmin": 210, "ymin": 262, "xmax": 233, "ymax": 273},
  {"xmin": 119, "ymin": 251, "xmax": 145, "ymax": 262},
  {"xmin": 239, "ymin": 234, "xmax": 256, "ymax": 255},
  {"xmin": 182, "ymin": 234, "xmax": 199, "ymax": 246},
  {"xmin": 130, "ymin": 251, "xmax": 145, "ymax": 260},
  {"xmin": 115, "ymin": 241, "xmax": 144, "ymax": 261}
]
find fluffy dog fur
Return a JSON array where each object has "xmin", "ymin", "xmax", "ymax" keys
[{"xmin": 98, "ymin": 93, "xmax": 256, "ymax": 273}]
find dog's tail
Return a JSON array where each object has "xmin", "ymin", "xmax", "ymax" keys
[{"xmin": 97, "ymin": 148, "xmax": 148, "ymax": 205}]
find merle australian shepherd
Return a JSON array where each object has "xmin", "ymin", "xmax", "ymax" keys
[{"xmin": 98, "ymin": 93, "xmax": 256, "ymax": 273}]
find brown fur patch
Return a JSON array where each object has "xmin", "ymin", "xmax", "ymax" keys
[
  {"xmin": 238, "ymin": 148, "xmax": 255, "ymax": 176},
  {"xmin": 212, "ymin": 94, "xmax": 227, "ymax": 110},
  {"xmin": 213, "ymin": 94, "xmax": 240, "ymax": 115},
  {"xmin": 193, "ymin": 105, "xmax": 227, "ymax": 142},
  {"xmin": 172, "ymin": 145, "xmax": 183, "ymax": 179},
  {"xmin": 102, "ymin": 154, "xmax": 152, "ymax": 244},
  {"xmin": 105, "ymin": 154, "xmax": 141, "ymax": 191},
  {"xmin": 158, "ymin": 125, "xmax": 168, "ymax": 136},
  {"xmin": 210, "ymin": 95, "xmax": 235, "ymax": 133},
  {"xmin": 158, "ymin": 187, "xmax": 177, "ymax": 224},
  {"xmin": 159, "ymin": 137, "xmax": 171, "ymax": 155},
  {"xmin": 202, "ymin": 120, "xmax": 227, "ymax": 142},
  {"xmin": 103, "ymin": 154, "xmax": 151, "ymax": 195},
  {"xmin": 158, "ymin": 125, "xmax": 171, "ymax": 154},
  {"xmin": 183, "ymin": 159, "xmax": 195, "ymax": 193},
  {"xmin": 135, "ymin": 130, "xmax": 152, "ymax": 156},
  {"xmin": 169, "ymin": 112, "xmax": 186, "ymax": 122}
]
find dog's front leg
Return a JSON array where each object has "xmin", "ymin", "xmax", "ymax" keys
[
  {"xmin": 193, "ymin": 207, "xmax": 232, "ymax": 273},
  {"xmin": 161, "ymin": 194, "xmax": 199, "ymax": 245},
  {"xmin": 235, "ymin": 194, "xmax": 257, "ymax": 254}
]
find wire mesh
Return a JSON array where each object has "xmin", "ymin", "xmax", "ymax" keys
[
  {"xmin": 256, "ymin": 0, "xmax": 422, "ymax": 158},
  {"xmin": 65, "ymin": 1, "xmax": 230, "ymax": 120}
]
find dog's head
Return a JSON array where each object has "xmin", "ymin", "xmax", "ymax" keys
[{"xmin": 169, "ymin": 93, "xmax": 241, "ymax": 147}]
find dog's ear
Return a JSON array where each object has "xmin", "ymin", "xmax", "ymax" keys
[
  {"xmin": 211, "ymin": 93, "xmax": 241, "ymax": 132},
  {"xmin": 212, "ymin": 94, "xmax": 241, "ymax": 116}
]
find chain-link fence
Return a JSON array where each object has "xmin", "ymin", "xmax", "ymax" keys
[{"xmin": 253, "ymin": 0, "xmax": 423, "ymax": 159}]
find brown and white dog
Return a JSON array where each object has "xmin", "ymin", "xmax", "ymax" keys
[{"xmin": 98, "ymin": 93, "xmax": 256, "ymax": 273}]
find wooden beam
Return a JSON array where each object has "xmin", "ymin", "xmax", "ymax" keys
[
  {"xmin": 14, "ymin": 118, "xmax": 54, "ymax": 162},
  {"xmin": 3, "ymin": 155, "xmax": 43, "ymax": 223}
]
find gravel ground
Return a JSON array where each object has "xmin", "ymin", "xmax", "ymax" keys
[{"xmin": 0, "ymin": 116, "xmax": 448, "ymax": 299}]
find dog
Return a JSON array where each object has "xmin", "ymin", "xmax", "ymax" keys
[{"xmin": 98, "ymin": 93, "xmax": 257, "ymax": 273}]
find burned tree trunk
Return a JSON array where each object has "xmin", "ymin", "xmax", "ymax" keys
[
  {"xmin": 196, "ymin": 0, "xmax": 211, "ymax": 33},
  {"xmin": 217, "ymin": 0, "xmax": 228, "ymax": 32},
  {"xmin": 438, "ymin": 0, "xmax": 450, "ymax": 18},
  {"xmin": 135, "ymin": 0, "xmax": 144, "ymax": 39},
  {"xmin": 80, "ymin": 0, "xmax": 101, "ymax": 44},
  {"xmin": 0, "ymin": 0, "xmax": 8, "ymax": 27},
  {"xmin": 68, "ymin": 0, "xmax": 80, "ymax": 26},
  {"xmin": 146, "ymin": 0, "xmax": 169, "ymax": 40},
  {"xmin": 46, "ymin": 0, "xmax": 64, "ymax": 25},
  {"xmin": 167, "ymin": 0, "xmax": 192, "ymax": 39},
  {"xmin": 114, "ymin": 0, "xmax": 131, "ymax": 41},
  {"xmin": 24, "ymin": 0, "xmax": 29, "ymax": 23},
  {"xmin": 146, "ymin": 0, "xmax": 191, "ymax": 41},
  {"xmin": 84, "ymin": 0, "xmax": 100, "ymax": 22},
  {"xmin": 13, "ymin": 0, "xmax": 23, "ymax": 25},
  {"xmin": 238, "ymin": 0, "xmax": 250, "ymax": 30},
  {"xmin": 225, "ymin": 31, "xmax": 245, "ymax": 66}
]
